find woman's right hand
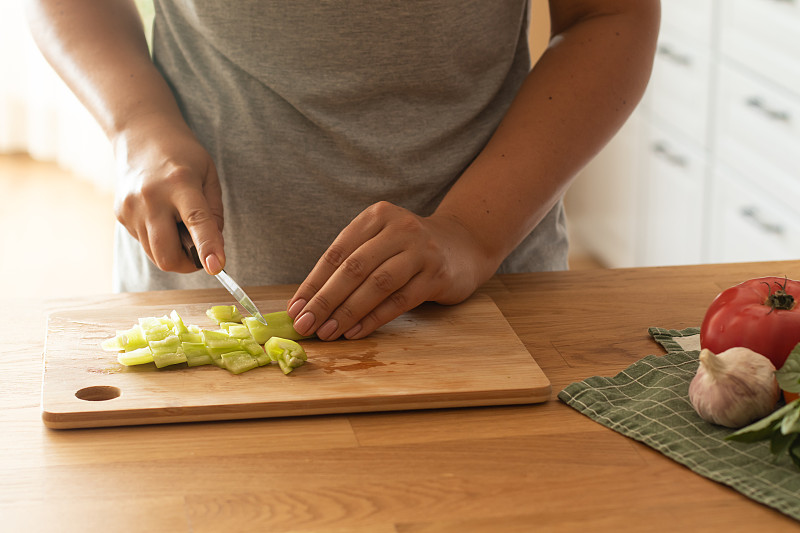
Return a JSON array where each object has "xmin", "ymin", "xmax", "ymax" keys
[
  {"xmin": 27, "ymin": 1, "xmax": 225, "ymax": 275},
  {"xmin": 113, "ymin": 116, "xmax": 226, "ymax": 275}
]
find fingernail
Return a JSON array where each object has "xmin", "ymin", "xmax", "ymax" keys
[
  {"xmin": 287, "ymin": 298, "xmax": 307, "ymax": 319},
  {"xmin": 344, "ymin": 323, "xmax": 362, "ymax": 339},
  {"xmin": 204, "ymin": 253, "xmax": 222, "ymax": 275},
  {"xmin": 293, "ymin": 311, "xmax": 315, "ymax": 336},
  {"xmin": 317, "ymin": 319, "xmax": 338, "ymax": 340}
]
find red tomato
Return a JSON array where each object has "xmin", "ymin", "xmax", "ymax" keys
[{"xmin": 700, "ymin": 276, "xmax": 800, "ymax": 371}]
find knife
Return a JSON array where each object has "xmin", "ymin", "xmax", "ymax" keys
[{"xmin": 177, "ymin": 223, "xmax": 268, "ymax": 326}]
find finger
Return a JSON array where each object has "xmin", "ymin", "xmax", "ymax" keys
[
  {"xmin": 202, "ymin": 163, "xmax": 225, "ymax": 233},
  {"xmin": 288, "ymin": 209, "xmax": 385, "ymax": 318},
  {"xmin": 291, "ymin": 218, "xmax": 423, "ymax": 338},
  {"xmin": 146, "ymin": 213, "xmax": 199, "ymax": 273},
  {"xmin": 130, "ymin": 221, "xmax": 155, "ymax": 267},
  {"xmin": 292, "ymin": 238, "xmax": 396, "ymax": 337},
  {"xmin": 344, "ymin": 273, "xmax": 431, "ymax": 340},
  {"xmin": 313, "ymin": 251, "xmax": 421, "ymax": 340},
  {"xmin": 115, "ymin": 193, "xmax": 156, "ymax": 266},
  {"xmin": 174, "ymin": 186, "xmax": 225, "ymax": 275}
]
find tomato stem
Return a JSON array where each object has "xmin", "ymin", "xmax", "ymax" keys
[{"xmin": 763, "ymin": 277, "xmax": 795, "ymax": 313}]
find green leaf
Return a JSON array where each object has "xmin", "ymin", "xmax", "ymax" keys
[
  {"xmin": 781, "ymin": 400, "xmax": 800, "ymax": 434},
  {"xmin": 771, "ymin": 431, "xmax": 797, "ymax": 456},
  {"xmin": 776, "ymin": 343, "xmax": 800, "ymax": 393},
  {"xmin": 726, "ymin": 401, "xmax": 799, "ymax": 443},
  {"xmin": 790, "ymin": 438, "xmax": 800, "ymax": 469}
]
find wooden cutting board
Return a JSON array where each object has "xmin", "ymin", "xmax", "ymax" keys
[{"xmin": 41, "ymin": 293, "xmax": 550, "ymax": 429}]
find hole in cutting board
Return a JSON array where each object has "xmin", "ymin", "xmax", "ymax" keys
[{"xmin": 75, "ymin": 385, "xmax": 121, "ymax": 401}]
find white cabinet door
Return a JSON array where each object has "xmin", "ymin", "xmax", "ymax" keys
[
  {"xmin": 709, "ymin": 167, "xmax": 800, "ymax": 263},
  {"xmin": 647, "ymin": 30, "xmax": 713, "ymax": 147},
  {"xmin": 565, "ymin": 112, "xmax": 644, "ymax": 269},
  {"xmin": 715, "ymin": 63, "xmax": 800, "ymax": 201},
  {"xmin": 660, "ymin": 0, "xmax": 715, "ymax": 46},
  {"xmin": 720, "ymin": 0, "xmax": 800, "ymax": 93},
  {"xmin": 640, "ymin": 124, "xmax": 707, "ymax": 266}
]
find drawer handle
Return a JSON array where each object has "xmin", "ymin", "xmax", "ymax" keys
[
  {"xmin": 740, "ymin": 206, "xmax": 785, "ymax": 236},
  {"xmin": 656, "ymin": 44, "xmax": 692, "ymax": 67},
  {"xmin": 746, "ymin": 96, "xmax": 791, "ymax": 123},
  {"xmin": 652, "ymin": 142, "xmax": 688, "ymax": 167}
]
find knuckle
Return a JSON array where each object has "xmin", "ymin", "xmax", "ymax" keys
[
  {"xmin": 138, "ymin": 178, "xmax": 163, "ymax": 204},
  {"xmin": 396, "ymin": 216, "xmax": 425, "ymax": 236},
  {"xmin": 152, "ymin": 250, "xmax": 178, "ymax": 272},
  {"xmin": 359, "ymin": 309, "xmax": 382, "ymax": 331},
  {"xmin": 298, "ymin": 280, "xmax": 321, "ymax": 296},
  {"xmin": 312, "ymin": 293, "xmax": 334, "ymax": 313},
  {"xmin": 114, "ymin": 195, "xmax": 135, "ymax": 221},
  {"xmin": 341, "ymin": 256, "xmax": 366, "ymax": 279},
  {"xmin": 365, "ymin": 201, "xmax": 397, "ymax": 221},
  {"xmin": 388, "ymin": 290, "xmax": 410, "ymax": 311},
  {"xmin": 323, "ymin": 245, "xmax": 347, "ymax": 268},
  {"xmin": 335, "ymin": 304, "xmax": 356, "ymax": 320},
  {"xmin": 163, "ymin": 165, "xmax": 194, "ymax": 188},
  {"xmin": 371, "ymin": 269, "xmax": 396, "ymax": 293},
  {"xmin": 182, "ymin": 207, "xmax": 214, "ymax": 227}
]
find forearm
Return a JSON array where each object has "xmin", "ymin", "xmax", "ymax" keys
[
  {"xmin": 433, "ymin": 0, "xmax": 660, "ymax": 278},
  {"xmin": 26, "ymin": 0, "xmax": 188, "ymax": 142},
  {"xmin": 28, "ymin": 0, "xmax": 226, "ymax": 274}
]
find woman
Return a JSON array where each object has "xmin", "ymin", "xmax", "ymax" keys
[{"xmin": 27, "ymin": 0, "xmax": 660, "ymax": 340}]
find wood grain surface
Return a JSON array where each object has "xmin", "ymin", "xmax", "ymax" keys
[
  {"xmin": 4, "ymin": 262, "xmax": 800, "ymax": 532},
  {"xmin": 41, "ymin": 295, "xmax": 549, "ymax": 428}
]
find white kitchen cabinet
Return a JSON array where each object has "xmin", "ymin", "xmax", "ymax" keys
[
  {"xmin": 706, "ymin": 0, "xmax": 800, "ymax": 264},
  {"xmin": 720, "ymin": 0, "xmax": 800, "ymax": 92},
  {"xmin": 564, "ymin": 114, "xmax": 644, "ymax": 269},
  {"xmin": 640, "ymin": 123, "xmax": 707, "ymax": 267},
  {"xmin": 566, "ymin": 0, "xmax": 800, "ymax": 268},
  {"xmin": 647, "ymin": 31, "xmax": 713, "ymax": 147},
  {"xmin": 659, "ymin": 0, "xmax": 715, "ymax": 46},
  {"xmin": 709, "ymin": 166, "xmax": 800, "ymax": 263}
]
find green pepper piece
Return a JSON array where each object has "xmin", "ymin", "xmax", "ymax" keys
[
  {"xmin": 240, "ymin": 339, "xmax": 264, "ymax": 357},
  {"xmin": 265, "ymin": 337, "xmax": 307, "ymax": 374},
  {"xmin": 201, "ymin": 329, "xmax": 240, "ymax": 349},
  {"xmin": 221, "ymin": 350, "xmax": 259, "ymax": 374},
  {"xmin": 169, "ymin": 310, "xmax": 189, "ymax": 335},
  {"xmin": 227, "ymin": 324, "xmax": 252, "ymax": 340},
  {"xmin": 148, "ymin": 334, "xmax": 181, "ymax": 355},
  {"xmin": 153, "ymin": 349, "xmax": 187, "ymax": 368},
  {"xmin": 206, "ymin": 305, "xmax": 243, "ymax": 324},
  {"xmin": 179, "ymin": 332, "xmax": 204, "ymax": 343},
  {"xmin": 117, "ymin": 346, "xmax": 154, "ymax": 366},
  {"xmin": 243, "ymin": 312, "xmax": 312, "ymax": 343},
  {"xmin": 182, "ymin": 341, "xmax": 212, "ymax": 367}
]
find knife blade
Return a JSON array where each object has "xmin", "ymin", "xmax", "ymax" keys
[{"xmin": 177, "ymin": 223, "xmax": 268, "ymax": 326}]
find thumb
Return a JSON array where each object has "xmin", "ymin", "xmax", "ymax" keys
[{"xmin": 177, "ymin": 193, "xmax": 225, "ymax": 275}]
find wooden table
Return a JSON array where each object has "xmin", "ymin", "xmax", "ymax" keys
[{"xmin": 4, "ymin": 261, "xmax": 800, "ymax": 532}]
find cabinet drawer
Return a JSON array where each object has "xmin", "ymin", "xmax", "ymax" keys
[
  {"xmin": 646, "ymin": 31, "xmax": 712, "ymax": 146},
  {"xmin": 721, "ymin": 0, "xmax": 800, "ymax": 94},
  {"xmin": 709, "ymin": 167, "xmax": 800, "ymax": 263},
  {"xmin": 640, "ymin": 125, "xmax": 707, "ymax": 266},
  {"xmin": 715, "ymin": 63, "xmax": 800, "ymax": 199},
  {"xmin": 660, "ymin": 0, "xmax": 715, "ymax": 46}
]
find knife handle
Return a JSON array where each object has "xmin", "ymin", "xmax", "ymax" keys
[{"xmin": 177, "ymin": 223, "xmax": 204, "ymax": 270}]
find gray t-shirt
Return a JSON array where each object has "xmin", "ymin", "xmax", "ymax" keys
[{"xmin": 113, "ymin": 0, "xmax": 568, "ymax": 292}]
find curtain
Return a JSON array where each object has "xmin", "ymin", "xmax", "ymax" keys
[{"xmin": 0, "ymin": 2, "xmax": 117, "ymax": 191}]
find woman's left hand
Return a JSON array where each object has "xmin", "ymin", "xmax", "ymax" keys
[{"xmin": 287, "ymin": 201, "xmax": 490, "ymax": 341}]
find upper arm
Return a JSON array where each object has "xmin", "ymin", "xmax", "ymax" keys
[{"xmin": 547, "ymin": 0, "xmax": 661, "ymax": 38}]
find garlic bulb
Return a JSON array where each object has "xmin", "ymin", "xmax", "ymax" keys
[{"xmin": 689, "ymin": 347, "xmax": 780, "ymax": 428}]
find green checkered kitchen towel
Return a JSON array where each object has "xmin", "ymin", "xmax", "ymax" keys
[{"xmin": 558, "ymin": 327, "xmax": 800, "ymax": 521}]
